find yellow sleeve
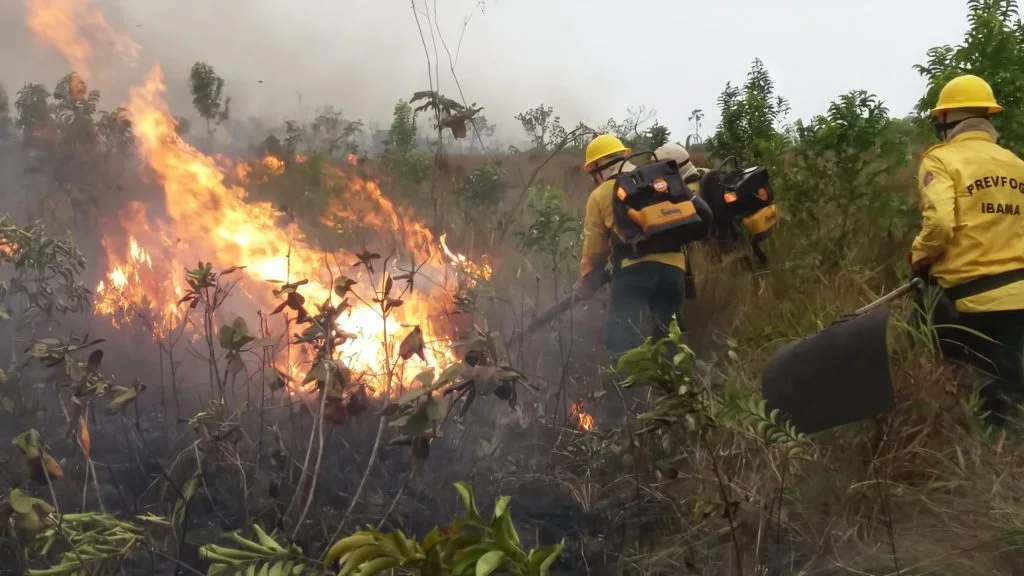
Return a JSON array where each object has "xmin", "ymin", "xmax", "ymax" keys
[
  {"xmin": 910, "ymin": 153, "xmax": 956, "ymax": 266},
  {"xmin": 579, "ymin": 189, "xmax": 612, "ymax": 280}
]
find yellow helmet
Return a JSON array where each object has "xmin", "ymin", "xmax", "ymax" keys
[
  {"xmin": 930, "ymin": 74, "xmax": 1003, "ymax": 116},
  {"xmin": 583, "ymin": 134, "xmax": 630, "ymax": 171}
]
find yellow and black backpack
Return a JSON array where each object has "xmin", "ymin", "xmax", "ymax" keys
[
  {"xmin": 699, "ymin": 157, "xmax": 780, "ymax": 266},
  {"xmin": 609, "ymin": 151, "xmax": 714, "ymax": 268}
]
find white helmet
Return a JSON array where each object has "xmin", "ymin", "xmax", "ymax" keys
[{"xmin": 654, "ymin": 143, "xmax": 699, "ymax": 182}]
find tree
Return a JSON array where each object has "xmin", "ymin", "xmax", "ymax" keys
[
  {"xmin": 0, "ymin": 83, "xmax": 11, "ymax": 141},
  {"xmin": 410, "ymin": 90, "xmax": 482, "ymax": 145},
  {"xmin": 515, "ymin": 104, "xmax": 567, "ymax": 150},
  {"xmin": 915, "ymin": 0, "xmax": 1024, "ymax": 152},
  {"xmin": 15, "ymin": 82, "xmax": 53, "ymax": 146},
  {"xmin": 52, "ymin": 72, "xmax": 100, "ymax": 151},
  {"xmin": 707, "ymin": 58, "xmax": 790, "ymax": 168},
  {"xmin": 471, "ymin": 115, "xmax": 496, "ymax": 140},
  {"xmin": 174, "ymin": 116, "xmax": 191, "ymax": 137},
  {"xmin": 380, "ymin": 99, "xmax": 430, "ymax": 192},
  {"xmin": 594, "ymin": 106, "xmax": 670, "ymax": 152},
  {"xmin": 468, "ymin": 115, "xmax": 496, "ymax": 152},
  {"xmin": 686, "ymin": 109, "xmax": 704, "ymax": 147},
  {"xmin": 96, "ymin": 107, "xmax": 134, "ymax": 157},
  {"xmin": 189, "ymin": 61, "xmax": 231, "ymax": 145},
  {"xmin": 635, "ymin": 121, "xmax": 670, "ymax": 151},
  {"xmin": 785, "ymin": 91, "xmax": 913, "ymax": 255},
  {"xmin": 310, "ymin": 105, "xmax": 363, "ymax": 157}
]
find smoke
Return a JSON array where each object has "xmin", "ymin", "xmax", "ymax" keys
[{"xmin": 0, "ymin": 0, "xmax": 604, "ymax": 150}]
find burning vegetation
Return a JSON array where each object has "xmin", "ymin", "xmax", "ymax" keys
[{"xmin": 90, "ymin": 66, "xmax": 480, "ymax": 395}]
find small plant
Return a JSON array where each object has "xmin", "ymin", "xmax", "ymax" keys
[
  {"xmin": 455, "ymin": 160, "xmax": 506, "ymax": 213},
  {"xmin": 0, "ymin": 214, "xmax": 91, "ymax": 330},
  {"xmin": 0, "ymin": 488, "xmax": 167, "ymax": 574},
  {"xmin": 614, "ymin": 320, "xmax": 711, "ymax": 435},
  {"xmin": 199, "ymin": 482, "xmax": 564, "ymax": 575},
  {"xmin": 322, "ymin": 481, "xmax": 564, "ymax": 575},
  {"xmin": 516, "ymin": 185, "xmax": 580, "ymax": 272}
]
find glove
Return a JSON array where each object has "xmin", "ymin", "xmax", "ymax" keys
[
  {"xmin": 572, "ymin": 278, "xmax": 596, "ymax": 301},
  {"xmin": 907, "ymin": 251, "xmax": 931, "ymax": 276}
]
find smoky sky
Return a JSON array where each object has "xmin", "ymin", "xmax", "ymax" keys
[{"xmin": 2, "ymin": 0, "xmax": 974, "ymax": 144}]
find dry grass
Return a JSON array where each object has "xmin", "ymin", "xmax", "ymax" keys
[{"xmin": 316, "ymin": 144, "xmax": 1024, "ymax": 574}]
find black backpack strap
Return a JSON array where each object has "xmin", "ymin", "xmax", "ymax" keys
[
  {"xmin": 609, "ymin": 241, "xmax": 626, "ymax": 273},
  {"xmin": 943, "ymin": 268, "xmax": 1024, "ymax": 302},
  {"xmin": 751, "ymin": 237, "xmax": 769, "ymax": 268},
  {"xmin": 682, "ymin": 245, "xmax": 697, "ymax": 300}
]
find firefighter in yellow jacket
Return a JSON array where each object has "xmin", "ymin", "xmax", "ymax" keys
[
  {"xmin": 910, "ymin": 73, "xmax": 1024, "ymax": 421},
  {"xmin": 572, "ymin": 135, "xmax": 700, "ymax": 357}
]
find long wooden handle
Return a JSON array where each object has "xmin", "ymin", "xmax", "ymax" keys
[
  {"xmin": 853, "ymin": 277, "xmax": 924, "ymax": 316},
  {"xmin": 521, "ymin": 268, "xmax": 613, "ymax": 335}
]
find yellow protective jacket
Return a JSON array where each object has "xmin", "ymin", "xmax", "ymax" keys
[
  {"xmin": 910, "ymin": 121, "xmax": 1024, "ymax": 312},
  {"xmin": 578, "ymin": 161, "xmax": 695, "ymax": 280}
]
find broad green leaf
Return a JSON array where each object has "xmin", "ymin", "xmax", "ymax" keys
[
  {"xmin": 12, "ymin": 429, "xmax": 42, "ymax": 459},
  {"xmin": 413, "ymin": 369, "xmax": 435, "ymax": 388},
  {"xmin": 9, "ymin": 489, "xmax": 36, "ymax": 514},
  {"xmin": 492, "ymin": 495, "xmax": 511, "ymax": 520},
  {"xmin": 107, "ymin": 386, "xmax": 139, "ymax": 414},
  {"xmin": 421, "ymin": 526, "xmax": 442, "ymax": 550},
  {"xmin": 217, "ymin": 325, "xmax": 236, "ymax": 349},
  {"xmin": 394, "ymin": 385, "xmax": 430, "ymax": 406},
  {"xmin": 434, "ymin": 363, "xmax": 464, "ymax": 387},
  {"xmin": 526, "ymin": 542, "xmax": 564, "ymax": 575},
  {"xmin": 451, "ymin": 544, "xmax": 492, "ymax": 574},
  {"xmin": 425, "ymin": 397, "xmax": 444, "ymax": 421},
  {"xmin": 475, "ymin": 550, "xmax": 505, "ymax": 576},
  {"xmin": 453, "ymin": 481, "xmax": 480, "ymax": 519},
  {"xmin": 495, "ymin": 512, "xmax": 521, "ymax": 550},
  {"xmin": 231, "ymin": 317, "xmax": 249, "ymax": 336}
]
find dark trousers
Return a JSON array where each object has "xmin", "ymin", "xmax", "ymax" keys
[
  {"xmin": 933, "ymin": 308, "xmax": 1024, "ymax": 422},
  {"xmin": 606, "ymin": 261, "xmax": 686, "ymax": 358}
]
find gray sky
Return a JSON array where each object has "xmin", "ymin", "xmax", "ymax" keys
[{"xmin": 3, "ymin": 0, "xmax": 971, "ymax": 144}]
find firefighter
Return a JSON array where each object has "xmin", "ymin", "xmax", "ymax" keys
[
  {"xmin": 910, "ymin": 73, "xmax": 1024, "ymax": 422},
  {"xmin": 652, "ymin": 142, "xmax": 703, "ymax": 187},
  {"xmin": 572, "ymin": 134, "xmax": 694, "ymax": 358}
]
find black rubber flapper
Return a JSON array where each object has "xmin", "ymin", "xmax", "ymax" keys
[{"xmin": 760, "ymin": 305, "xmax": 894, "ymax": 434}]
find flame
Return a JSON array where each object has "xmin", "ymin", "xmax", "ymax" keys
[
  {"xmin": 262, "ymin": 156, "xmax": 285, "ymax": 175},
  {"xmin": 99, "ymin": 66, "xmax": 473, "ymax": 394},
  {"xmin": 440, "ymin": 234, "xmax": 492, "ymax": 286},
  {"xmin": 29, "ymin": 0, "xmax": 490, "ymax": 399},
  {"xmin": 570, "ymin": 399, "xmax": 594, "ymax": 431},
  {"xmin": 25, "ymin": 0, "xmax": 139, "ymax": 81}
]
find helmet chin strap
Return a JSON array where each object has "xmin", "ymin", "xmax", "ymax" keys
[
  {"xmin": 933, "ymin": 112, "xmax": 957, "ymax": 140},
  {"xmin": 589, "ymin": 156, "xmax": 625, "ymax": 182},
  {"xmin": 932, "ymin": 111, "xmax": 987, "ymax": 140}
]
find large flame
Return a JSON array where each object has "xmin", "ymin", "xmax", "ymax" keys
[
  {"xmin": 25, "ymin": 0, "xmax": 139, "ymax": 81},
  {"xmin": 27, "ymin": 0, "xmax": 491, "ymax": 397}
]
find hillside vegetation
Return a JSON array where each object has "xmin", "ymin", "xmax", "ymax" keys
[{"xmin": 2, "ymin": 1, "xmax": 1024, "ymax": 575}]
